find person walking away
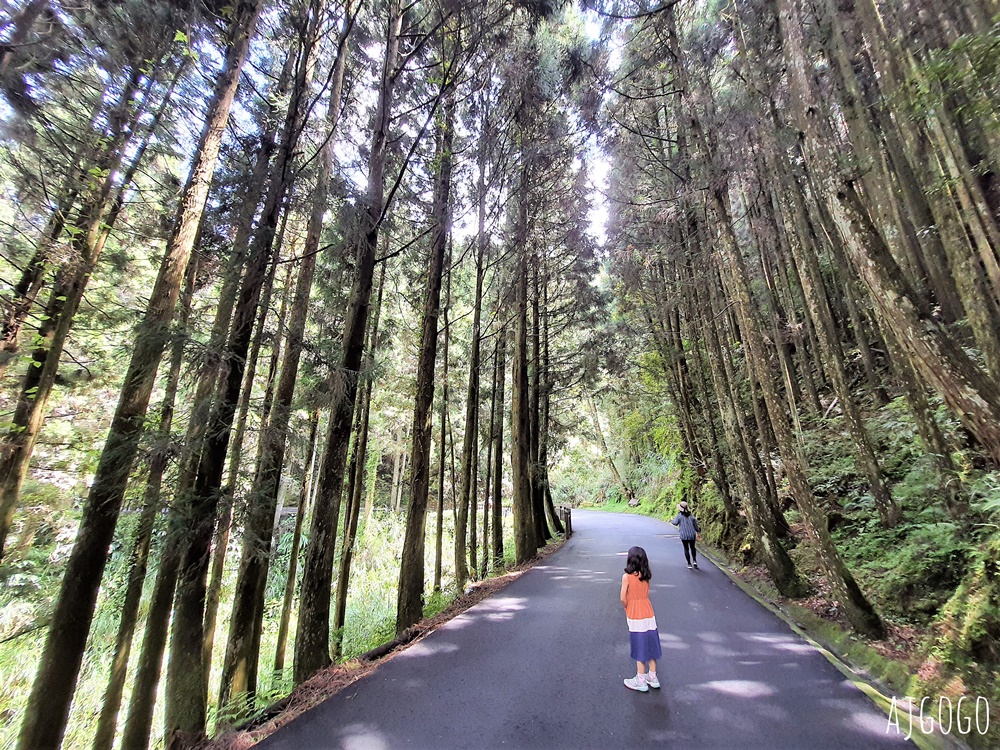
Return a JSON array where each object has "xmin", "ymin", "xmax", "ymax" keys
[
  {"xmin": 620, "ymin": 546, "xmax": 662, "ymax": 692},
  {"xmin": 671, "ymin": 501, "xmax": 701, "ymax": 569}
]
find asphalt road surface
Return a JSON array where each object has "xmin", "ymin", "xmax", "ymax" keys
[{"xmin": 258, "ymin": 509, "xmax": 913, "ymax": 749}]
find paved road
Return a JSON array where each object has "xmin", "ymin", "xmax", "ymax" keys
[{"xmin": 258, "ymin": 510, "xmax": 912, "ymax": 749}]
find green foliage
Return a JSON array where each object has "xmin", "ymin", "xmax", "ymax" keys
[
  {"xmin": 918, "ymin": 20, "xmax": 1000, "ymax": 128},
  {"xmin": 549, "ymin": 437, "xmax": 607, "ymax": 506},
  {"xmin": 847, "ymin": 519, "xmax": 968, "ymax": 621},
  {"xmin": 935, "ymin": 536, "xmax": 1000, "ymax": 667},
  {"xmin": 968, "ymin": 472, "xmax": 1000, "ymax": 518},
  {"xmin": 693, "ymin": 480, "xmax": 730, "ymax": 548},
  {"xmin": 423, "ymin": 589, "xmax": 451, "ymax": 619}
]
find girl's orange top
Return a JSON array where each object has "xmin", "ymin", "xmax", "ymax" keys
[{"xmin": 624, "ymin": 572, "xmax": 655, "ymax": 620}]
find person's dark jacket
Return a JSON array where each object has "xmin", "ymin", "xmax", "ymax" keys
[{"xmin": 670, "ymin": 511, "xmax": 700, "ymax": 541}]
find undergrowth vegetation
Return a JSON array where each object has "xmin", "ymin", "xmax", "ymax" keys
[{"xmin": 0, "ymin": 491, "xmax": 519, "ymax": 748}]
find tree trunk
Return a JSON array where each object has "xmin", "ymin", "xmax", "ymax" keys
[
  {"xmin": 397, "ymin": 75, "xmax": 457, "ymax": 630},
  {"xmin": 778, "ymin": 0, "xmax": 1000, "ymax": 466},
  {"xmin": 491, "ymin": 325, "xmax": 507, "ymax": 569},
  {"xmin": 389, "ymin": 429, "xmax": 401, "ymax": 514},
  {"xmin": 0, "ymin": 0, "xmax": 50, "ymax": 74},
  {"xmin": 394, "ymin": 447, "xmax": 408, "ymax": 513},
  {"xmin": 481, "ymin": 341, "xmax": 495, "ymax": 577},
  {"xmin": 0, "ymin": 95, "xmax": 105, "ymax": 373},
  {"xmin": 15, "ymin": 4, "xmax": 263, "ymax": 746},
  {"xmin": 219, "ymin": 4, "xmax": 351, "ymax": 708},
  {"xmin": 712, "ymin": 182, "xmax": 884, "ymax": 637},
  {"xmin": 269, "ymin": 414, "xmax": 320, "ymax": 673},
  {"xmin": 91, "ymin": 257, "xmax": 196, "ymax": 750},
  {"xmin": 333, "ymin": 264, "xmax": 384, "ymax": 656},
  {"xmin": 210, "ymin": 250, "xmax": 290, "ymax": 710},
  {"xmin": 0, "ymin": 64, "xmax": 146, "ymax": 559},
  {"xmin": 538, "ymin": 273, "xmax": 563, "ymax": 536},
  {"xmin": 455, "ymin": 152, "xmax": 487, "ymax": 589},
  {"xmin": 294, "ymin": 0, "xmax": 403, "ymax": 682},
  {"xmin": 588, "ymin": 397, "xmax": 631, "ymax": 503},
  {"xmin": 166, "ymin": 20, "xmax": 313, "ymax": 740},
  {"xmin": 273, "ymin": 408, "xmax": 319, "ymax": 674},
  {"xmin": 767, "ymin": 140, "xmax": 899, "ymax": 527},
  {"xmin": 434, "ymin": 292, "xmax": 450, "ymax": 594},
  {"xmin": 701, "ymin": 269, "xmax": 806, "ymax": 596},
  {"xmin": 529, "ymin": 257, "xmax": 549, "ymax": 547}
]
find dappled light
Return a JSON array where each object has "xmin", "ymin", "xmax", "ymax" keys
[
  {"xmin": 697, "ymin": 679, "xmax": 778, "ymax": 699},
  {"xmin": 339, "ymin": 723, "xmax": 390, "ymax": 750},
  {"xmin": 395, "ymin": 640, "xmax": 461, "ymax": 659}
]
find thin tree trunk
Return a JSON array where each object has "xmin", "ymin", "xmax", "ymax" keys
[
  {"xmin": 455, "ymin": 144, "xmax": 487, "ymax": 588},
  {"xmin": 433, "ymin": 298, "xmax": 450, "ymax": 594},
  {"xmin": 528, "ymin": 257, "xmax": 549, "ymax": 547},
  {"xmin": 481, "ymin": 336, "xmax": 497, "ymax": 578},
  {"xmin": 0, "ymin": 65, "xmax": 147, "ymax": 559},
  {"xmin": 0, "ymin": 0, "xmax": 50, "ymax": 74},
  {"xmin": 0, "ymin": 95, "xmax": 105, "ymax": 373},
  {"xmin": 701, "ymin": 268, "xmax": 806, "ymax": 596},
  {"xmin": 588, "ymin": 397, "xmax": 631, "ymax": 503},
  {"xmin": 779, "ymin": 0, "xmax": 1000, "ymax": 465},
  {"xmin": 394, "ymin": 448, "xmax": 408, "ymax": 513},
  {"xmin": 210, "ymin": 248, "xmax": 291, "ymax": 710},
  {"xmin": 333, "ymin": 264, "xmax": 385, "ymax": 656},
  {"xmin": 711, "ymin": 182, "xmax": 885, "ymax": 637},
  {"xmin": 397, "ymin": 73, "xmax": 457, "ymax": 630},
  {"xmin": 538, "ymin": 273, "xmax": 563, "ymax": 536},
  {"xmin": 491, "ymin": 325, "xmax": 506, "ymax": 569},
  {"xmin": 273, "ymin": 408, "xmax": 319, "ymax": 674},
  {"xmin": 389, "ymin": 429, "xmax": 401, "ymax": 514},
  {"xmin": 766, "ymin": 139, "xmax": 899, "ymax": 526},
  {"xmin": 219, "ymin": 3, "xmax": 353, "ymax": 707},
  {"xmin": 166, "ymin": 22, "xmax": 312, "ymax": 740}
]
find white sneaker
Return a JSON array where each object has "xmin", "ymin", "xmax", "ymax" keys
[
  {"xmin": 693, "ymin": 561, "xmax": 699, "ymax": 569},
  {"xmin": 645, "ymin": 673, "xmax": 660, "ymax": 688},
  {"xmin": 687, "ymin": 563, "xmax": 693, "ymax": 569},
  {"xmin": 623, "ymin": 675, "xmax": 648, "ymax": 692}
]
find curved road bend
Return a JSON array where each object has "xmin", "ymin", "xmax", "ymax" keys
[{"xmin": 258, "ymin": 509, "xmax": 912, "ymax": 749}]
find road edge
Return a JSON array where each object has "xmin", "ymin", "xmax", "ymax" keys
[
  {"xmin": 698, "ymin": 548, "xmax": 971, "ymax": 750},
  {"xmin": 207, "ymin": 536, "xmax": 569, "ymax": 748}
]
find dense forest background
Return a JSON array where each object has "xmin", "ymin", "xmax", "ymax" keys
[{"xmin": 1, "ymin": 0, "xmax": 1000, "ymax": 748}]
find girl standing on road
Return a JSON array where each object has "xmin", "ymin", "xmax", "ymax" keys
[
  {"xmin": 620, "ymin": 546, "xmax": 662, "ymax": 692},
  {"xmin": 670, "ymin": 501, "xmax": 701, "ymax": 569}
]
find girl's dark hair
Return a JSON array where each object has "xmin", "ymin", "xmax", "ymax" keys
[{"xmin": 624, "ymin": 546, "xmax": 652, "ymax": 582}]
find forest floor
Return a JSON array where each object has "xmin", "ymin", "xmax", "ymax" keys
[
  {"xmin": 730, "ymin": 552, "xmax": 924, "ymax": 666},
  {"xmin": 207, "ymin": 538, "xmax": 566, "ymax": 749}
]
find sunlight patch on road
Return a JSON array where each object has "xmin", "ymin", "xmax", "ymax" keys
[
  {"xmin": 770, "ymin": 641, "xmax": 816, "ymax": 654},
  {"xmin": 849, "ymin": 709, "xmax": 898, "ymax": 738},
  {"xmin": 475, "ymin": 596, "xmax": 527, "ymax": 612},
  {"xmin": 698, "ymin": 679, "xmax": 777, "ymax": 698},
  {"xmin": 740, "ymin": 632, "xmax": 817, "ymax": 654},
  {"xmin": 339, "ymin": 722, "xmax": 389, "ymax": 750},
  {"xmin": 660, "ymin": 633, "xmax": 687, "ymax": 650},
  {"xmin": 398, "ymin": 640, "xmax": 460, "ymax": 658}
]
